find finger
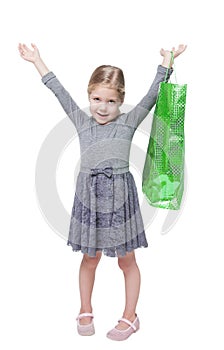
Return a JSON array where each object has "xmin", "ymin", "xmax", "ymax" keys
[
  {"xmin": 18, "ymin": 44, "xmax": 25, "ymax": 56},
  {"xmin": 19, "ymin": 51, "xmax": 26, "ymax": 58},
  {"xmin": 173, "ymin": 44, "xmax": 187, "ymax": 58},
  {"xmin": 178, "ymin": 44, "xmax": 187, "ymax": 52},
  {"xmin": 18, "ymin": 43, "xmax": 25, "ymax": 53},
  {"xmin": 22, "ymin": 43, "xmax": 30, "ymax": 53}
]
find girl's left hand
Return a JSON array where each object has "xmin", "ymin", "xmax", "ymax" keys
[
  {"xmin": 160, "ymin": 44, "xmax": 187, "ymax": 68},
  {"xmin": 160, "ymin": 44, "xmax": 187, "ymax": 59}
]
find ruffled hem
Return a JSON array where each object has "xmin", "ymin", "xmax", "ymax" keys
[{"xmin": 67, "ymin": 231, "xmax": 148, "ymax": 257}]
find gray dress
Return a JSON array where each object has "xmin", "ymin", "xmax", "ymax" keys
[{"xmin": 42, "ymin": 65, "xmax": 172, "ymax": 257}]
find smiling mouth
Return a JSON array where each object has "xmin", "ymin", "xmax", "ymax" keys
[{"xmin": 97, "ymin": 113, "xmax": 109, "ymax": 118}]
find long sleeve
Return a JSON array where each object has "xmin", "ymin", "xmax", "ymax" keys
[
  {"xmin": 42, "ymin": 72, "xmax": 90, "ymax": 131},
  {"xmin": 123, "ymin": 65, "xmax": 173, "ymax": 129}
]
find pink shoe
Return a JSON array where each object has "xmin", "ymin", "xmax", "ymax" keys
[
  {"xmin": 106, "ymin": 315, "xmax": 140, "ymax": 341},
  {"xmin": 76, "ymin": 313, "xmax": 95, "ymax": 336}
]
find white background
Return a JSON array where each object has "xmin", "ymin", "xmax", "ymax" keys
[{"xmin": 1, "ymin": 0, "xmax": 224, "ymax": 349}]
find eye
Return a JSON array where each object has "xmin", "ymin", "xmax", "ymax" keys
[
  {"xmin": 93, "ymin": 97, "xmax": 100, "ymax": 102},
  {"xmin": 108, "ymin": 100, "xmax": 116, "ymax": 104}
]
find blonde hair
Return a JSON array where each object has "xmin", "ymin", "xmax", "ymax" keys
[{"xmin": 88, "ymin": 65, "xmax": 125, "ymax": 102}]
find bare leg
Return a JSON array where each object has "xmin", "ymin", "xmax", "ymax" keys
[
  {"xmin": 79, "ymin": 251, "xmax": 102, "ymax": 325},
  {"xmin": 117, "ymin": 251, "xmax": 141, "ymax": 330}
]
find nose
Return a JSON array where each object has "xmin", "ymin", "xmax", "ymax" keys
[{"xmin": 98, "ymin": 102, "xmax": 107, "ymax": 113}]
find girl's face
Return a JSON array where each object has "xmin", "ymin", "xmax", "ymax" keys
[{"xmin": 89, "ymin": 86, "xmax": 122, "ymax": 125}]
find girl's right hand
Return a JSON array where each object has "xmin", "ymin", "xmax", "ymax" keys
[
  {"xmin": 18, "ymin": 43, "xmax": 40, "ymax": 63},
  {"xmin": 18, "ymin": 43, "xmax": 50, "ymax": 77}
]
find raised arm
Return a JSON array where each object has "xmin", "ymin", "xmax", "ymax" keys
[
  {"xmin": 18, "ymin": 43, "xmax": 90, "ymax": 130},
  {"xmin": 124, "ymin": 44, "xmax": 187, "ymax": 129}
]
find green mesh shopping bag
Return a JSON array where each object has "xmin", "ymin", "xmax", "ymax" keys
[{"xmin": 142, "ymin": 54, "xmax": 187, "ymax": 210}]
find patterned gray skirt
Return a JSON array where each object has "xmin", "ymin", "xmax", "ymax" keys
[{"xmin": 67, "ymin": 166, "xmax": 148, "ymax": 257}]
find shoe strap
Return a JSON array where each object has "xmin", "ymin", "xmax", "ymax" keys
[
  {"xmin": 76, "ymin": 313, "xmax": 94, "ymax": 320},
  {"xmin": 118, "ymin": 317, "xmax": 137, "ymax": 331}
]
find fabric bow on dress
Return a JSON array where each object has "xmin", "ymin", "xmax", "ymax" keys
[{"xmin": 90, "ymin": 167, "xmax": 113, "ymax": 178}]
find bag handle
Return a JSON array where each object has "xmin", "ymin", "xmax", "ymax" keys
[{"xmin": 164, "ymin": 51, "xmax": 177, "ymax": 83}]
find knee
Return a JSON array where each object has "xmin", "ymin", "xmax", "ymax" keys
[
  {"xmin": 82, "ymin": 252, "xmax": 102, "ymax": 270},
  {"xmin": 118, "ymin": 253, "xmax": 136, "ymax": 272},
  {"xmin": 118, "ymin": 258, "xmax": 128, "ymax": 272}
]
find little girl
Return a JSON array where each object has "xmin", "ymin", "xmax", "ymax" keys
[{"xmin": 18, "ymin": 43, "xmax": 186, "ymax": 341}]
